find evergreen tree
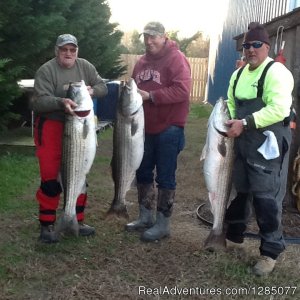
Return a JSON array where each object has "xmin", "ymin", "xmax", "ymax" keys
[
  {"xmin": 0, "ymin": 0, "xmax": 126, "ymax": 129},
  {"xmin": 128, "ymin": 31, "xmax": 145, "ymax": 55},
  {"xmin": 0, "ymin": 0, "xmax": 73, "ymax": 77},
  {"xmin": 63, "ymin": 0, "xmax": 126, "ymax": 79},
  {"xmin": 0, "ymin": 0, "xmax": 125, "ymax": 79},
  {"xmin": 0, "ymin": 58, "xmax": 23, "ymax": 130}
]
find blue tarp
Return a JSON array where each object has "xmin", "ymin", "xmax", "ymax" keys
[{"xmin": 94, "ymin": 81, "xmax": 120, "ymax": 121}]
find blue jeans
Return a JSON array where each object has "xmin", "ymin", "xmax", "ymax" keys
[{"xmin": 136, "ymin": 126, "xmax": 185, "ymax": 190}]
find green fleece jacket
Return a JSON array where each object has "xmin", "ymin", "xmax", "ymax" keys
[
  {"xmin": 227, "ymin": 57, "xmax": 294, "ymax": 128},
  {"xmin": 32, "ymin": 57, "xmax": 108, "ymax": 121}
]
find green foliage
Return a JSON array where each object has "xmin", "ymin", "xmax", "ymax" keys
[
  {"xmin": 0, "ymin": 0, "xmax": 73, "ymax": 77},
  {"xmin": 63, "ymin": 0, "xmax": 126, "ymax": 79},
  {"xmin": 0, "ymin": 0, "xmax": 125, "ymax": 79},
  {"xmin": 0, "ymin": 0, "xmax": 127, "ymax": 127},
  {"xmin": 186, "ymin": 33, "xmax": 210, "ymax": 58},
  {"xmin": 168, "ymin": 31, "xmax": 206, "ymax": 56},
  {"xmin": 127, "ymin": 30, "xmax": 145, "ymax": 55},
  {"xmin": 0, "ymin": 58, "xmax": 23, "ymax": 131}
]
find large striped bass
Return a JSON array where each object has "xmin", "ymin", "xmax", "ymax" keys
[
  {"xmin": 107, "ymin": 78, "xmax": 144, "ymax": 218},
  {"xmin": 200, "ymin": 98, "xmax": 234, "ymax": 251},
  {"xmin": 58, "ymin": 80, "xmax": 97, "ymax": 236}
]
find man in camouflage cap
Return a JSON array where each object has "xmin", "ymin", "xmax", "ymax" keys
[
  {"xmin": 125, "ymin": 22, "xmax": 192, "ymax": 243},
  {"xmin": 55, "ymin": 34, "xmax": 78, "ymax": 47},
  {"xmin": 142, "ymin": 22, "xmax": 165, "ymax": 36}
]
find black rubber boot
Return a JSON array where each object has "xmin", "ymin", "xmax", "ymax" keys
[
  {"xmin": 78, "ymin": 222, "xmax": 95, "ymax": 236},
  {"xmin": 125, "ymin": 184, "xmax": 155, "ymax": 232},
  {"xmin": 39, "ymin": 224, "xmax": 59, "ymax": 243}
]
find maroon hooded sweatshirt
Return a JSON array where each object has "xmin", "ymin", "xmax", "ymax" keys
[{"xmin": 132, "ymin": 39, "xmax": 192, "ymax": 134}]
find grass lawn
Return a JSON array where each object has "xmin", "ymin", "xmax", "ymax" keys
[{"xmin": 0, "ymin": 103, "xmax": 299, "ymax": 300}]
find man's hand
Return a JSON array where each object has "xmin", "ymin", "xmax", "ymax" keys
[
  {"xmin": 63, "ymin": 98, "xmax": 78, "ymax": 115},
  {"xmin": 86, "ymin": 85, "xmax": 94, "ymax": 96},
  {"xmin": 226, "ymin": 119, "xmax": 244, "ymax": 138},
  {"xmin": 138, "ymin": 89, "xmax": 151, "ymax": 101}
]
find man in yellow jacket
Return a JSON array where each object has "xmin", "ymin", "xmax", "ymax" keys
[{"xmin": 225, "ymin": 22, "xmax": 294, "ymax": 276}]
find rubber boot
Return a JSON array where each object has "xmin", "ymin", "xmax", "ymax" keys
[
  {"xmin": 141, "ymin": 211, "xmax": 170, "ymax": 242},
  {"xmin": 79, "ymin": 222, "xmax": 96, "ymax": 236},
  {"xmin": 39, "ymin": 224, "xmax": 59, "ymax": 243},
  {"xmin": 125, "ymin": 183, "xmax": 155, "ymax": 232},
  {"xmin": 141, "ymin": 188, "xmax": 175, "ymax": 242}
]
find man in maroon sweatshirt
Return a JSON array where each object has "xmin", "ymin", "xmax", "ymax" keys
[{"xmin": 125, "ymin": 22, "xmax": 192, "ymax": 242}]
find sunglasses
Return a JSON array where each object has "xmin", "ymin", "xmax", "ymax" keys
[{"xmin": 242, "ymin": 41, "xmax": 264, "ymax": 49}]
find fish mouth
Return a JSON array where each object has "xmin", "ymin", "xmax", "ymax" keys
[
  {"xmin": 74, "ymin": 110, "xmax": 90, "ymax": 117},
  {"xmin": 215, "ymin": 127, "xmax": 229, "ymax": 137}
]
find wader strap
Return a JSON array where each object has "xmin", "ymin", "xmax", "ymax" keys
[
  {"xmin": 257, "ymin": 61, "xmax": 275, "ymax": 98},
  {"xmin": 256, "ymin": 61, "xmax": 290, "ymax": 125},
  {"xmin": 233, "ymin": 66, "xmax": 245, "ymax": 98},
  {"xmin": 37, "ymin": 116, "xmax": 46, "ymax": 146},
  {"xmin": 233, "ymin": 61, "xmax": 275, "ymax": 99}
]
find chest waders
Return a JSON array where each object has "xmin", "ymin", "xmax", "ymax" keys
[{"xmin": 225, "ymin": 61, "xmax": 291, "ymax": 259}]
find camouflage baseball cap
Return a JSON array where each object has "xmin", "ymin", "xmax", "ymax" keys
[
  {"xmin": 143, "ymin": 22, "xmax": 165, "ymax": 36},
  {"xmin": 56, "ymin": 34, "xmax": 78, "ymax": 47}
]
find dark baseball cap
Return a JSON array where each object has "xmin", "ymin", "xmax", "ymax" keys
[
  {"xmin": 56, "ymin": 34, "xmax": 78, "ymax": 47},
  {"xmin": 143, "ymin": 22, "xmax": 165, "ymax": 36}
]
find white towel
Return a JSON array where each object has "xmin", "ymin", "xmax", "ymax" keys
[{"xmin": 257, "ymin": 130, "xmax": 280, "ymax": 160}]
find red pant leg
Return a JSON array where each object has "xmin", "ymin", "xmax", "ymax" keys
[
  {"xmin": 76, "ymin": 193, "xmax": 87, "ymax": 222},
  {"xmin": 34, "ymin": 117, "xmax": 63, "ymax": 225}
]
